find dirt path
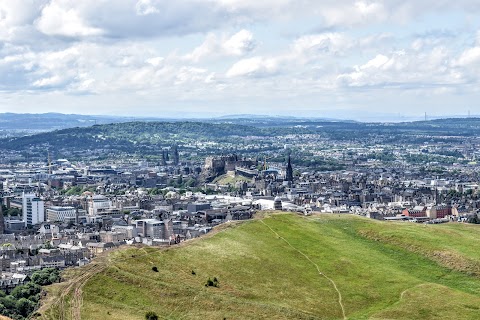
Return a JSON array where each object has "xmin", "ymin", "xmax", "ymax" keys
[
  {"xmin": 260, "ymin": 219, "xmax": 347, "ymax": 320},
  {"xmin": 50, "ymin": 261, "xmax": 107, "ymax": 320},
  {"xmin": 50, "ymin": 246, "xmax": 162, "ymax": 320},
  {"xmin": 71, "ymin": 263, "xmax": 107, "ymax": 320}
]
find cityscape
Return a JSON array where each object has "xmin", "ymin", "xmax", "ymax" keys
[
  {"xmin": 1, "ymin": 114, "xmax": 480, "ymax": 318},
  {"xmin": 2, "ymin": 0, "xmax": 480, "ymax": 319}
]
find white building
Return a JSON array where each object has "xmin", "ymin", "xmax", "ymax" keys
[
  {"xmin": 22, "ymin": 193, "xmax": 44, "ymax": 226},
  {"xmin": 46, "ymin": 206, "xmax": 77, "ymax": 222},
  {"xmin": 88, "ymin": 195, "xmax": 111, "ymax": 215}
]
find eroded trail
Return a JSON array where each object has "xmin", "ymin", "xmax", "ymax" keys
[
  {"xmin": 71, "ymin": 264, "xmax": 107, "ymax": 320},
  {"xmin": 260, "ymin": 219, "xmax": 347, "ymax": 320},
  {"xmin": 53, "ymin": 261, "xmax": 106, "ymax": 320}
]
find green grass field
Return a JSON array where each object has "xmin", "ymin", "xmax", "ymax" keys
[{"xmin": 39, "ymin": 213, "xmax": 480, "ymax": 319}]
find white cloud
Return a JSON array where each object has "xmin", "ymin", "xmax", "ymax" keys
[
  {"xmin": 293, "ymin": 33, "xmax": 351, "ymax": 57},
  {"xmin": 184, "ymin": 29, "xmax": 256, "ymax": 62},
  {"xmin": 455, "ymin": 47, "xmax": 480, "ymax": 67},
  {"xmin": 35, "ymin": 0, "xmax": 104, "ymax": 37},
  {"xmin": 135, "ymin": 0, "xmax": 160, "ymax": 16},
  {"xmin": 3, "ymin": 1, "xmax": 480, "ymax": 116},
  {"xmin": 336, "ymin": 46, "xmax": 463, "ymax": 88},
  {"xmin": 321, "ymin": 1, "xmax": 388, "ymax": 27},
  {"xmin": 226, "ymin": 56, "xmax": 279, "ymax": 77},
  {"xmin": 146, "ymin": 57, "xmax": 165, "ymax": 67},
  {"xmin": 0, "ymin": 0, "xmax": 46, "ymax": 42},
  {"xmin": 175, "ymin": 66, "xmax": 207, "ymax": 85},
  {"xmin": 223, "ymin": 29, "xmax": 256, "ymax": 56}
]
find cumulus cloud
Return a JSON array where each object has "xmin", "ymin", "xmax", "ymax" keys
[
  {"xmin": 292, "ymin": 33, "xmax": 351, "ymax": 59},
  {"xmin": 226, "ymin": 56, "xmax": 279, "ymax": 77},
  {"xmin": 135, "ymin": 0, "xmax": 160, "ymax": 16},
  {"xmin": 184, "ymin": 29, "xmax": 256, "ymax": 62},
  {"xmin": 3, "ymin": 0, "xmax": 480, "ymax": 116},
  {"xmin": 35, "ymin": 0, "xmax": 104, "ymax": 37},
  {"xmin": 336, "ymin": 46, "xmax": 463, "ymax": 89},
  {"xmin": 455, "ymin": 47, "xmax": 480, "ymax": 67}
]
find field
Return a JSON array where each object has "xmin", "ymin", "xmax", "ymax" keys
[{"xmin": 37, "ymin": 213, "xmax": 480, "ymax": 319}]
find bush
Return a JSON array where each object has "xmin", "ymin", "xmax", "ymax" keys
[
  {"xmin": 16, "ymin": 298, "xmax": 36, "ymax": 317},
  {"xmin": 205, "ymin": 277, "xmax": 219, "ymax": 288},
  {"xmin": 151, "ymin": 266, "xmax": 158, "ymax": 272},
  {"xmin": 145, "ymin": 311, "xmax": 158, "ymax": 320},
  {"xmin": 11, "ymin": 282, "xmax": 41, "ymax": 300},
  {"xmin": 31, "ymin": 268, "xmax": 60, "ymax": 286}
]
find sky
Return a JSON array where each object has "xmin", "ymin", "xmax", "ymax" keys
[{"xmin": 1, "ymin": 0, "xmax": 480, "ymax": 120}]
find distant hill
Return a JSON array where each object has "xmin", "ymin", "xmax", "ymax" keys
[
  {"xmin": 0, "ymin": 112, "xmax": 342, "ymax": 132},
  {"xmin": 2, "ymin": 117, "xmax": 480, "ymax": 157},
  {"xmin": 38, "ymin": 213, "xmax": 480, "ymax": 320},
  {"xmin": 2, "ymin": 111, "xmax": 480, "ymax": 132},
  {"xmin": 0, "ymin": 121, "xmax": 268, "ymax": 152},
  {"xmin": 0, "ymin": 113, "xmax": 131, "ymax": 131}
]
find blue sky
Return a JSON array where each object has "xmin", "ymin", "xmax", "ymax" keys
[{"xmin": 1, "ymin": 0, "xmax": 480, "ymax": 120}]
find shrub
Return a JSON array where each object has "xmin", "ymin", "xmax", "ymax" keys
[
  {"xmin": 16, "ymin": 298, "xmax": 36, "ymax": 317},
  {"xmin": 145, "ymin": 311, "xmax": 158, "ymax": 320},
  {"xmin": 205, "ymin": 277, "xmax": 219, "ymax": 288},
  {"xmin": 152, "ymin": 266, "xmax": 158, "ymax": 272},
  {"xmin": 31, "ymin": 268, "xmax": 60, "ymax": 286}
]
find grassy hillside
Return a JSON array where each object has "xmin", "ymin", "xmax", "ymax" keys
[
  {"xmin": 213, "ymin": 174, "xmax": 252, "ymax": 185},
  {"xmin": 38, "ymin": 213, "xmax": 480, "ymax": 319}
]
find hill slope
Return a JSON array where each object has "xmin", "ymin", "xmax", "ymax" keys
[
  {"xmin": 38, "ymin": 213, "xmax": 480, "ymax": 320},
  {"xmin": 4, "ymin": 117, "xmax": 480, "ymax": 152}
]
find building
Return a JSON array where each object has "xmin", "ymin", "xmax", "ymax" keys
[
  {"xmin": 22, "ymin": 193, "xmax": 44, "ymax": 227},
  {"xmin": 187, "ymin": 202, "xmax": 211, "ymax": 213},
  {"xmin": 47, "ymin": 206, "xmax": 77, "ymax": 222},
  {"xmin": 274, "ymin": 197, "xmax": 283, "ymax": 211},
  {"xmin": 134, "ymin": 219, "xmax": 173, "ymax": 239},
  {"xmin": 88, "ymin": 195, "xmax": 111, "ymax": 215},
  {"xmin": 402, "ymin": 206, "xmax": 427, "ymax": 218}
]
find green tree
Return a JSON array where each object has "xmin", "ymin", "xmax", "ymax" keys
[
  {"xmin": 11, "ymin": 282, "xmax": 41, "ymax": 300},
  {"xmin": 16, "ymin": 298, "xmax": 36, "ymax": 317},
  {"xmin": 31, "ymin": 268, "xmax": 60, "ymax": 286}
]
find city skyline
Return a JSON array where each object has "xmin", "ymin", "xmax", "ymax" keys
[{"xmin": 1, "ymin": 1, "xmax": 480, "ymax": 118}]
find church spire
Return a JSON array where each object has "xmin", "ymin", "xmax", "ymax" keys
[{"xmin": 286, "ymin": 154, "xmax": 293, "ymax": 182}]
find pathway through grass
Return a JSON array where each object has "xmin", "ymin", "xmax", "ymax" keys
[{"xmin": 260, "ymin": 219, "xmax": 347, "ymax": 319}]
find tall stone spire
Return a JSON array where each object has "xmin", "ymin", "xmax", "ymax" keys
[
  {"xmin": 286, "ymin": 155, "xmax": 293, "ymax": 182},
  {"xmin": 161, "ymin": 150, "xmax": 167, "ymax": 166},
  {"xmin": 172, "ymin": 144, "xmax": 179, "ymax": 165},
  {"xmin": 0, "ymin": 200, "xmax": 4, "ymax": 234}
]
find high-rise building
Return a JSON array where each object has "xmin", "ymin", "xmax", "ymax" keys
[{"xmin": 22, "ymin": 193, "xmax": 45, "ymax": 227}]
